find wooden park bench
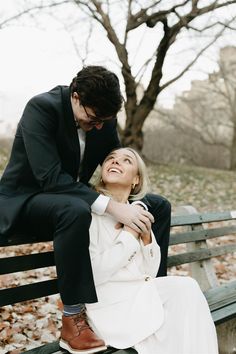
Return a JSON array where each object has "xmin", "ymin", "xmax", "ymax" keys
[{"xmin": 0, "ymin": 206, "xmax": 236, "ymax": 354}]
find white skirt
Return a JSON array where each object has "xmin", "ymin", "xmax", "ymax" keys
[{"xmin": 133, "ymin": 276, "xmax": 218, "ymax": 354}]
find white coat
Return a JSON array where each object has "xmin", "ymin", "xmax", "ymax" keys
[{"xmin": 86, "ymin": 213, "xmax": 164, "ymax": 349}]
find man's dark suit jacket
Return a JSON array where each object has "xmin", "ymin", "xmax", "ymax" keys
[{"xmin": 0, "ymin": 86, "xmax": 120, "ymax": 236}]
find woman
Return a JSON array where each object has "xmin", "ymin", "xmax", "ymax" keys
[{"xmin": 86, "ymin": 147, "xmax": 218, "ymax": 354}]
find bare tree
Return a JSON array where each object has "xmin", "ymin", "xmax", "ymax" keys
[
  {"xmin": 209, "ymin": 47, "xmax": 236, "ymax": 169},
  {"xmin": 1, "ymin": 0, "xmax": 236, "ymax": 152}
]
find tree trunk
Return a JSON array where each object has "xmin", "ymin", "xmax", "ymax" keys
[
  {"xmin": 120, "ymin": 89, "xmax": 159, "ymax": 151},
  {"xmin": 121, "ymin": 123, "xmax": 144, "ymax": 152},
  {"xmin": 120, "ymin": 106, "xmax": 151, "ymax": 152},
  {"xmin": 230, "ymin": 125, "xmax": 236, "ymax": 170}
]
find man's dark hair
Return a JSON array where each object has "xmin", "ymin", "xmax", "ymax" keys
[{"xmin": 70, "ymin": 65, "xmax": 123, "ymax": 117}]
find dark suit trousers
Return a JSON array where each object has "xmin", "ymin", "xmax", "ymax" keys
[
  {"xmin": 17, "ymin": 193, "xmax": 171, "ymax": 305},
  {"xmin": 145, "ymin": 193, "xmax": 171, "ymax": 277},
  {"xmin": 18, "ymin": 193, "xmax": 97, "ymax": 305}
]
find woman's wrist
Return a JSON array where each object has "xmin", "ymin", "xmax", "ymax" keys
[{"xmin": 140, "ymin": 232, "xmax": 152, "ymax": 245}]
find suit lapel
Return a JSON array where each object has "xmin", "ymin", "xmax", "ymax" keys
[{"xmin": 61, "ymin": 87, "xmax": 81, "ymax": 176}]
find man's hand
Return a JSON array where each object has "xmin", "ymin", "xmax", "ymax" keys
[{"xmin": 106, "ymin": 200, "xmax": 154, "ymax": 234}]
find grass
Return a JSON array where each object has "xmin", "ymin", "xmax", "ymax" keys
[{"xmin": 146, "ymin": 161, "xmax": 236, "ymax": 213}]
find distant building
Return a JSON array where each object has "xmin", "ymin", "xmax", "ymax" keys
[{"xmin": 143, "ymin": 46, "xmax": 236, "ymax": 169}]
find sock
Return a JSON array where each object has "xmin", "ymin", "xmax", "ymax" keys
[{"xmin": 63, "ymin": 303, "xmax": 85, "ymax": 317}]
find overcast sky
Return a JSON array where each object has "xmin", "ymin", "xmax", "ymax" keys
[{"xmin": 0, "ymin": 1, "xmax": 235, "ymax": 135}]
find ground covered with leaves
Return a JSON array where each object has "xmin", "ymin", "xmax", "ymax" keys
[{"xmin": 0, "ymin": 162, "xmax": 235, "ymax": 353}]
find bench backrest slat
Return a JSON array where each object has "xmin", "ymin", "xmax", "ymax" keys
[
  {"xmin": 168, "ymin": 243, "xmax": 236, "ymax": 267},
  {"xmin": 169, "ymin": 225, "xmax": 236, "ymax": 245},
  {"xmin": 0, "ymin": 279, "xmax": 58, "ymax": 307},
  {"xmin": 0, "ymin": 251, "xmax": 55, "ymax": 275},
  {"xmin": 0, "ymin": 236, "xmax": 52, "ymax": 247},
  {"xmin": 171, "ymin": 210, "xmax": 236, "ymax": 226}
]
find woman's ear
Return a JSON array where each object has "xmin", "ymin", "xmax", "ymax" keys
[{"xmin": 133, "ymin": 175, "xmax": 140, "ymax": 186}]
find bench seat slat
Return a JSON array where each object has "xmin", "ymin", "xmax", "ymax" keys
[
  {"xmin": 22, "ymin": 341, "xmax": 137, "ymax": 354},
  {"xmin": 211, "ymin": 302, "xmax": 236, "ymax": 324},
  {"xmin": 169, "ymin": 225, "xmax": 236, "ymax": 245},
  {"xmin": 0, "ymin": 251, "xmax": 55, "ymax": 275},
  {"xmin": 168, "ymin": 243, "xmax": 236, "ymax": 267},
  {"xmin": 204, "ymin": 281, "xmax": 236, "ymax": 310},
  {"xmin": 22, "ymin": 341, "xmax": 62, "ymax": 354},
  {"xmin": 0, "ymin": 279, "xmax": 58, "ymax": 306}
]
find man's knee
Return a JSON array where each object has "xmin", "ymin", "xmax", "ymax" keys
[
  {"xmin": 53, "ymin": 198, "xmax": 92, "ymax": 252},
  {"xmin": 145, "ymin": 193, "xmax": 171, "ymax": 217},
  {"xmin": 161, "ymin": 197, "xmax": 171, "ymax": 217},
  {"xmin": 54, "ymin": 197, "xmax": 92, "ymax": 229}
]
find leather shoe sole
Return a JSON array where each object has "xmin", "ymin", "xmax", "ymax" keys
[{"xmin": 59, "ymin": 339, "xmax": 107, "ymax": 354}]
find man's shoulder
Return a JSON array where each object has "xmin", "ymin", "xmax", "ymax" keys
[
  {"xmin": 22, "ymin": 86, "xmax": 70, "ymax": 117},
  {"xmin": 29, "ymin": 85, "xmax": 68, "ymax": 105}
]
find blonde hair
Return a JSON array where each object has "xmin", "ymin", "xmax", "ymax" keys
[{"xmin": 94, "ymin": 147, "xmax": 150, "ymax": 201}]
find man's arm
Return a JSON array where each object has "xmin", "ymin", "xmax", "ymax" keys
[
  {"xmin": 20, "ymin": 94, "xmax": 99, "ymax": 205},
  {"xmin": 106, "ymin": 199, "xmax": 154, "ymax": 234}
]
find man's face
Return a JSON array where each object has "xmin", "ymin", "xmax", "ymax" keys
[{"xmin": 71, "ymin": 92, "xmax": 114, "ymax": 132}]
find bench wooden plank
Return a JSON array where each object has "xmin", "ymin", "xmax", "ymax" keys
[
  {"xmin": 23, "ymin": 341, "xmax": 137, "ymax": 354},
  {"xmin": 204, "ymin": 281, "xmax": 236, "ymax": 311},
  {"xmin": 171, "ymin": 210, "xmax": 236, "ymax": 227},
  {"xmin": 0, "ymin": 252, "xmax": 55, "ymax": 275},
  {"xmin": 0, "ymin": 279, "xmax": 58, "ymax": 306},
  {"xmin": 0, "ymin": 235, "xmax": 52, "ymax": 247},
  {"xmin": 1, "ymin": 210, "xmax": 235, "ymax": 247},
  {"xmin": 169, "ymin": 225, "xmax": 236, "ymax": 245},
  {"xmin": 211, "ymin": 302, "xmax": 236, "ymax": 324},
  {"xmin": 168, "ymin": 243, "xmax": 236, "ymax": 267},
  {"xmin": 23, "ymin": 341, "xmax": 62, "ymax": 354}
]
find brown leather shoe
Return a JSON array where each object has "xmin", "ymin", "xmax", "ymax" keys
[{"xmin": 59, "ymin": 309, "xmax": 107, "ymax": 354}]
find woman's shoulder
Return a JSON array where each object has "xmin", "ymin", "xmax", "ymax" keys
[
  {"xmin": 91, "ymin": 213, "xmax": 118, "ymax": 234},
  {"xmin": 92, "ymin": 212, "xmax": 116, "ymax": 223}
]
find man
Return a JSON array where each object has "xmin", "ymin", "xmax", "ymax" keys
[{"xmin": 0, "ymin": 66, "xmax": 171, "ymax": 354}]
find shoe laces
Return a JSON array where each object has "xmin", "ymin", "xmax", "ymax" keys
[{"xmin": 72, "ymin": 309, "xmax": 91, "ymax": 333}]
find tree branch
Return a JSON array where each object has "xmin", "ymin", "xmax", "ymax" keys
[
  {"xmin": 0, "ymin": 1, "xmax": 69, "ymax": 29},
  {"xmin": 127, "ymin": 0, "xmax": 188, "ymax": 31},
  {"xmin": 160, "ymin": 18, "xmax": 235, "ymax": 92},
  {"xmin": 148, "ymin": 0, "xmax": 236, "ymax": 31}
]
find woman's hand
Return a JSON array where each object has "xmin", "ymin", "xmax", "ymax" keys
[
  {"xmin": 123, "ymin": 225, "xmax": 140, "ymax": 240},
  {"xmin": 139, "ymin": 232, "xmax": 152, "ymax": 245},
  {"xmin": 123, "ymin": 225, "xmax": 152, "ymax": 245}
]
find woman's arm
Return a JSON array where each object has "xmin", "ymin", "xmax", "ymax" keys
[{"xmin": 139, "ymin": 232, "xmax": 161, "ymax": 277}]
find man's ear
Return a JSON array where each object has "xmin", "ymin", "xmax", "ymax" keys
[{"xmin": 73, "ymin": 92, "xmax": 80, "ymax": 100}]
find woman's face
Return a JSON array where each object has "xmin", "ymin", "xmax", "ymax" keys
[{"xmin": 102, "ymin": 149, "xmax": 139, "ymax": 189}]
